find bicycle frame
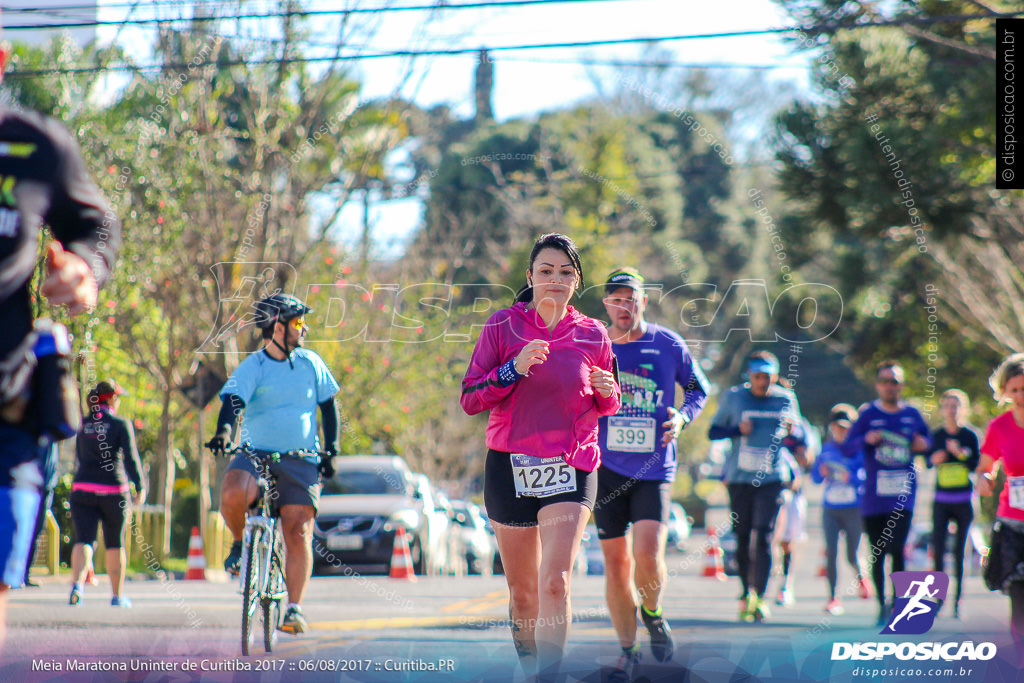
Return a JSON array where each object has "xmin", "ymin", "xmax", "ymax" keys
[{"xmin": 224, "ymin": 446, "xmax": 323, "ymax": 655}]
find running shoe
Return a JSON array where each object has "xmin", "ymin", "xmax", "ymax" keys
[
  {"xmin": 953, "ymin": 601, "xmax": 962, "ymax": 620},
  {"xmin": 752, "ymin": 596, "xmax": 771, "ymax": 622},
  {"xmin": 858, "ymin": 577, "xmax": 872, "ymax": 600},
  {"xmin": 740, "ymin": 592, "xmax": 757, "ymax": 623},
  {"xmin": 775, "ymin": 588, "xmax": 795, "ymax": 607},
  {"xmin": 224, "ymin": 540, "xmax": 243, "ymax": 575},
  {"xmin": 607, "ymin": 646, "xmax": 641, "ymax": 683},
  {"xmin": 280, "ymin": 605, "xmax": 308, "ymax": 634},
  {"xmin": 876, "ymin": 603, "xmax": 891, "ymax": 627},
  {"xmin": 68, "ymin": 586, "xmax": 82, "ymax": 606},
  {"xmin": 111, "ymin": 595, "xmax": 132, "ymax": 608},
  {"xmin": 825, "ymin": 599, "xmax": 845, "ymax": 616},
  {"xmin": 640, "ymin": 606, "xmax": 674, "ymax": 662}
]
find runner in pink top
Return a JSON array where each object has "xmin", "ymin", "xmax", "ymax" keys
[
  {"xmin": 461, "ymin": 233, "xmax": 620, "ymax": 680},
  {"xmin": 978, "ymin": 352, "xmax": 1024, "ymax": 661}
]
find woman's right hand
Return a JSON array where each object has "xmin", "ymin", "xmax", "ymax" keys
[{"xmin": 514, "ymin": 340, "xmax": 550, "ymax": 375}]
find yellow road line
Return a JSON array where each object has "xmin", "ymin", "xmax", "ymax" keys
[
  {"xmin": 440, "ymin": 589, "xmax": 508, "ymax": 613},
  {"xmin": 311, "ymin": 615, "xmax": 479, "ymax": 630}
]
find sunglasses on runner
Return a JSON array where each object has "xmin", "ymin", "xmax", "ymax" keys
[{"xmin": 289, "ymin": 317, "xmax": 307, "ymax": 331}]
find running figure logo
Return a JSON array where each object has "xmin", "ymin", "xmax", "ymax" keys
[{"xmin": 881, "ymin": 571, "xmax": 949, "ymax": 635}]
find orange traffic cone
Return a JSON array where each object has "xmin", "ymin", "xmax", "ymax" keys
[
  {"xmin": 703, "ymin": 527, "xmax": 726, "ymax": 580},
  {"xmin": 86, "ymin": 567, "xmax": 99, "ymax": 586},
  {"xmin": 817, "ymin": 549, "xmax": 827, "ymax": 578},
  {"xmin": 185, "ymin": 526, "xmax": 207, "ymax": 580},
  {"xmin": 389, "ymin": 527, "xmax": 416, "ymax": 581}
]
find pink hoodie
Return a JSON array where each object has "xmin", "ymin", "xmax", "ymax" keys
[{"xmin": 461, "ymin": 302, "xmax": 621, "ymax": 472}]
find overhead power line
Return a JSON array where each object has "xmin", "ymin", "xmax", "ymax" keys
[
  {"xmin": 3, "ymin": 10, "xmax": 1014, "ymax": 78},
  {"xmin": 0, "ymin": 0, "xmax": 627, "ymax": 29}
]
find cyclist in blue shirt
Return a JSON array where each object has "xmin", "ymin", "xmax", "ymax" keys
[
  {"xmin": 594, "ymin": 267, "xmax": 708, "ymax": 678},
  {"xmin": 206, "ymin": 294, "xmax": 340, "ymax": 635}
]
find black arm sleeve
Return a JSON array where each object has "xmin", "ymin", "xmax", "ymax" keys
[
  {"xmin": 319, "ymin": 399, "xmax": 338, "ymax": 452},
  {"xmin": 216, "ymin": 394, "xmax": 246, "ymax": 437},
  {"xmin": 708, "ymin": 424, "xmax": 742, "ymax": 440},
  {"xmin": 121, "ymin": 419, "xmax": 145, "ymax": 491}
]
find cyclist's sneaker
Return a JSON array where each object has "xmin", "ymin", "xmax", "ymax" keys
[
  {"xmin": 281, "ymin": 605, "xmax": 308, "ymax": 634},
  {"xmin": 608, "ymin": 646, "xmax": 641, "ymax": 683},
  {"xmin": 775, "ymin": 588, "xmax": 795, "ymax": 607},
  {"xmin": 739, "ymin": 592, "xmax": 757, "ymax": 623},
  {"xmin": 858, "ymin": 577, "xmax": 872, "ymax": 600},
  {"xmin": 752, "ymin": 596, "xmax": 771, "ymax": 622},
  {"xmin": 224, "ymin": 540, "xmax": 243, "ymax": 575},
  {"xmin": 640, "ymin": 606, "xmax": 674, "ymax": 662},
  {"xmin": 68, "ymin": 585, "xmax": 83, "ymax": 606},
  {"xmin": 111, "ymin": 595, "xmax": 132, "ymax": 608},
  {"xmin": 825, "ymin": 599, "xmax": 845, "ymax": 616}
]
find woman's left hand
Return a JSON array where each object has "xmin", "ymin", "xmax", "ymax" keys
[{"xmin": 589, "ymin": 365, "xmax": 616, "ymax": 398}]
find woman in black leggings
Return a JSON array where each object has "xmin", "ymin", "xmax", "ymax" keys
[{"xmin": 928, "ymin": 389, "xmax": 980, "ymax": 618}]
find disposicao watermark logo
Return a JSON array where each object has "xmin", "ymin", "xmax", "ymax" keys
[
  {"xmin": 881, "ymin": 571, "xmax": 948, "ymax": 635},
  {"xmin": 831, "ymin": 570, "xmax": 997, "ymax": 664}
]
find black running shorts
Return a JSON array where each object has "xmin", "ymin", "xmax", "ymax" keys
[
  {"xmin": 484, "ymin": 448, "xmax": 597, "ymax": 528},
  {"xmin": 593, "ymin": 465, "xmax": 672, "ymax": 540}
]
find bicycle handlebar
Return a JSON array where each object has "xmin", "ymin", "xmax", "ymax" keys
[{"xmin": 214, "ymin": 443, "xmax": 327, "ymax": 465}]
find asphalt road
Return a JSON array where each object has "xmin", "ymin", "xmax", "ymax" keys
[{"xmin": 3, "ymin": 504, "xmax": 1022, "ymax": 683}]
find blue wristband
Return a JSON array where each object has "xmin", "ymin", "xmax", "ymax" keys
[{"xmin": 497, "ymin": 359, "xmax": 522, "ymax": 387}]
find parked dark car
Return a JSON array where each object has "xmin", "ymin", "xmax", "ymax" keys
[{"xmin": 313, "ymin": 455, "xmax": 431, "ymax": 575}]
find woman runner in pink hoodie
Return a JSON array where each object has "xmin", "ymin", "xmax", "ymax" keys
[{"xmin": 462, "ymin": 233, "xmax": 620, "ymax": 680}]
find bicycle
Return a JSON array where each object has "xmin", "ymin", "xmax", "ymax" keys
[{"xmin": 217, "ymin": 444, "xmax": 323, "ymax": 655}]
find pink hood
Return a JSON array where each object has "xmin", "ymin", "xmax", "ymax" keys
[{"xmin": 461, "ymin": 303, "xmax": 620, "ymax": 472}]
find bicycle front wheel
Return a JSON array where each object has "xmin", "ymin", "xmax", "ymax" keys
[
  {"xmin": 241, "ymin": 526, "xmax": 264, "ymax": 655},
  {"xmin": 263, "ymin": 536, "xmax": 285, "ymax": 652}
]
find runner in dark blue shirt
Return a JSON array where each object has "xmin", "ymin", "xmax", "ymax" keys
[
  {"xmin": 843, "ymin": 361, "xmax": 931, "ymax": 626},
  {"xmin": 594, "ymin": 267, "xmax": 707, "ymax": 677}
]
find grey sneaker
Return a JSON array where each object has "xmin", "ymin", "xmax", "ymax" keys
[{"xmin": 280, "ymin": 605, "xmax": 308, "ymax": 634}]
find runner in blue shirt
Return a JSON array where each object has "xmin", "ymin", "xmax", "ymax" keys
[
  {"xmin": 842, "ymin": 361, "xmax": 931, "ymax": 626},
  {"xmin": 708, "ymin": 351, "xmax": 804, "ymax": 623},
  {"xmin": 810, "ymin": 404, "xmax": 871, "ymax": 615},
  {"xmin": 594, "ymin": 267, "xmax": 707, "ymax": 679},
  {"xmin": 206, "ymin": 294, "xmax": 340, "ymax": 635}
]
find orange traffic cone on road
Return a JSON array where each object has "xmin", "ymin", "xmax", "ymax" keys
[
  {"xmin": 817, "ymin": 549, "xmax": 827, "ymax": 578},
  {"xmin": 703, "ymin": 527, "xmax": 726, "ymax": 581},
  {"xmin": 389, "ymin": 527, "xmax": 416, "ymax": 581},
  {"xmin": 185, "ymin": 526, "xmax": 207, "ymax": 580}
]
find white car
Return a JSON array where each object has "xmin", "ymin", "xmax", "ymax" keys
[
  {"xmin": 449, "ymin": 500, "xmax": 495, "ymax": 575},
  {"xmin": 665, "ymin": 502, "xmax": 692, "ymax": 552},
  {"xmin": 411, "ymin": 474, "xmax": 452, "ymax": 575}
]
